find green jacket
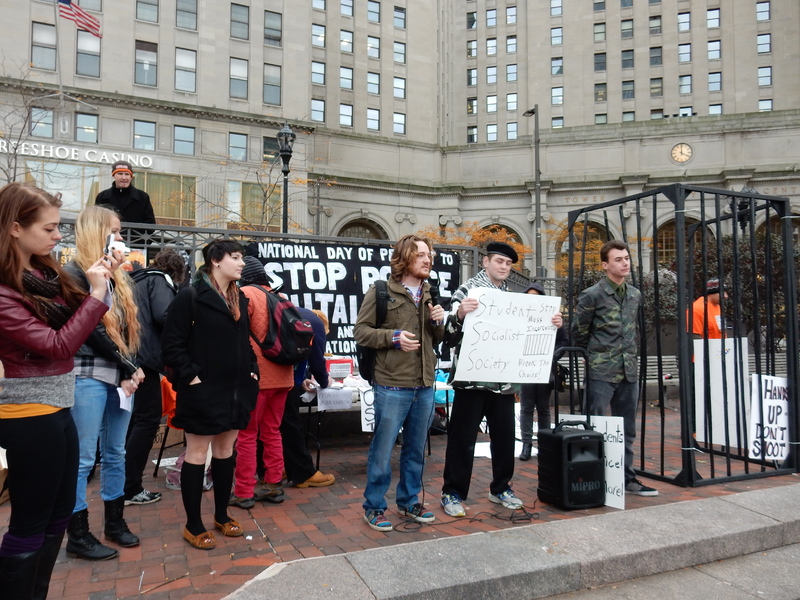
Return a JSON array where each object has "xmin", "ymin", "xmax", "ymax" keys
[
  {"xmin": 354, "ymin": 279, "xmax": 444, "ymax": 388},
  {"xmin": 571, "ymin": 277, "xmax": 641, "ymax": 383}
]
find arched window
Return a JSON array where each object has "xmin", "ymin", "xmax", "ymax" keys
[
  {"xmin": 654, "ymin": 219, "xmax": 707, "ymax": 269},
  {"xmin": 756, "ymin": 214, "xmax": 800, "ymax": 245},
  {"xmin": 554, "ymin": 221, "xmax": 608, "ymax": 279},
  {"xmin": 338, "ymin": 219, "xmax": 388, "ymax": 240}
]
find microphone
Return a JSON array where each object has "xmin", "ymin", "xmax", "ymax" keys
[{"xmin": 426, "ymin": 275, "xmax": 441, "ymax": 324}]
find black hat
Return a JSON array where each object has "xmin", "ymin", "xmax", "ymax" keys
[
  {"xmin": 525, "ymin": 282, "xmax": 545, "ymax": 295},
  {"xmin": 706, "ymin": 278, "xmax": 722, "ymax": 295},
  {"xmin": 112, "ymin": 160, "xmax": 133, "ymax": 175},
  {"xmin": 486, "ymin": 241, "xmax": 518, "ymax": 263},
  {"xmin": 240, "ymin": 256, "xmax": 271, "ymax": 286}
]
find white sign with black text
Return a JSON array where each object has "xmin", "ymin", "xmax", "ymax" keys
[{"xmin": 749, "ymin": 375, "xmax": 789, "ymax": 461}]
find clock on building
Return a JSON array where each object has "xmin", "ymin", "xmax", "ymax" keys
[{"xmin": 671, "ymin": 143, "xmax": 693, "ymax": 163}]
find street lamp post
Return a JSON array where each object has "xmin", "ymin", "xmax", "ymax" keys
[
  {"xmin": 523, "ymin": 105, "xmax": 543, "ymax": 277},
  {"xmin": 277, "ymin": 123, "xmax": 296, "ymax": 234}
]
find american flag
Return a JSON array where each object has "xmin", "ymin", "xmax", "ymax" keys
[{"xmin": 58, "ymin": 0, "xmax": 102, "ymax": 38}]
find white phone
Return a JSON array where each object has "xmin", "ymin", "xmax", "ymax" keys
[{"xmin": 104, "ymin": 234, "xmax": 115, "ymax": 256}]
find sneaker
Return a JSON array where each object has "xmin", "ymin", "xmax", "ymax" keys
[
  {"xmin": 124, "ymin": 489, "xmax": 162, "ymax": 506},
  {"xmin": 228, "ymin": 494, "xmax": 256, "ymax": 509},
  {"xmin": 296, "ymin": 471, "xmax": 336, "ymax": 488},
  {"xmin": 625, "ymin": 479, "xmax": 659, "ymax": 497},
  {"xmin": 364, "ymin": 510, "xmax": 393, "ymax": 532},
  {"xmin": 440, "ymin": 493, "xmax": 466, "ymax": 518},
  {"xmin": 254, "ymin": 485, "xmax": 285, "ymax": 504},
  {"xmin": 398, "ymin": 503, "xmax": 435, "ymax": 523},
  {"xmin": 489, "ymin": 489, "xmax": 524, "ymax": 510}
]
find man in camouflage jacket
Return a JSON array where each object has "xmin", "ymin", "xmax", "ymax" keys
[{"xmin": 571, "ymin": 240, "xmax": 658, "ymax": 497}]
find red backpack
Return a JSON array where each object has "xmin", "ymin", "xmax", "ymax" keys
[{"xmin": 246, "ymin": 285, "xmax": 314, "ymax": 365}]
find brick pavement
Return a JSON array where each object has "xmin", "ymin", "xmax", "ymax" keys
[{"xmin": 1, "ymin": 412, "xmax": 797, "ymax": 599}]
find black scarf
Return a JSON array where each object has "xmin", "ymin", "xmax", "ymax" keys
[{"xmin": 22, "ymin": 268, "xmax": 74, "ymax": 330}]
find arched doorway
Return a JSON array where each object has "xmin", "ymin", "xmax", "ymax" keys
[{"xmin": 338, "ymin": 219, "xmax": 389, "ymax": 240}]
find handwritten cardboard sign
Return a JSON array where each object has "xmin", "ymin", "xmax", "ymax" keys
[
  {"xmin": 749, "ymin": 375, "xmax": 789, "ymax": 461},
  {"xmin": 453, "ymin": 288, "xmax": 561, "ymax": 383},
  {"xmin": 360, "ymin": 387, "xmax": 376, "ymax": 432},
  {"xmin": 588, "ymin": 416, "xmax": 626, "ymax": 510},
  {"xmin": 317, "ymin": 387, "xmax": 355, "ymax": 411}
]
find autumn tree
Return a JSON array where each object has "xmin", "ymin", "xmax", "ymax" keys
[{"xmin": 418, "ymin": 221, "xmax": 531, "ymax": 261}]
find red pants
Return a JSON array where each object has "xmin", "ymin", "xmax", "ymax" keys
[{"xmin": 233, "ymin": 388, "xmax": 289, "ymax": 497}]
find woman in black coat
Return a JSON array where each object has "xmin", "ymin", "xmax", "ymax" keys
[{"xmin": 161, "ymin": 239, "xmax": 259, "ymax": 550}]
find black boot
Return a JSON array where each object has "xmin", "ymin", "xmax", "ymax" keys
[
  {"xmin": 32, "ymin": 532, "xmax": 64, "ymax": 600},
  {"xmin": 104, "ymin": 497, "xmax": 140, "ymax": 548},
  {"xmin": 0, "ymin": 549, "xmax": 40, "ymax": 599},
  {"xmin": 518, "ymin": 443, "xmax": 533, "ymax": 461},
  {"xmin": 66, "ymin": 509, "xmax": 118, "ymax": 561}
]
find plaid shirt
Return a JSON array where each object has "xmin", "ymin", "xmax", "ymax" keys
[{"xmin": 74, "ymin": 355, "xmax": 125, "ymax": 387}]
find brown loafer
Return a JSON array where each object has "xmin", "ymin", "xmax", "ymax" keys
[
  {"xmin": 296, "ymin": 471, "xmax": 336, "ymax": 488},
  {"xmin": 214, "ymin": 518, "xmax": 244, "ymax": 537},
  {"xmin": 183, "ymin": 527, "xmax": 216, "ymax": 550}
]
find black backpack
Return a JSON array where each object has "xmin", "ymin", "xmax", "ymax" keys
[
  {"xmin": 356, "ymin": 280, "xmax": 388, "ymax": 385},
  {"xmin": 247, "ymin": 285, "xmax": 314, "ymax": 365}
]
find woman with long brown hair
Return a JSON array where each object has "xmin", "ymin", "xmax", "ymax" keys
[
  {"xmin": 64, "ymin": 205, "xmax": 144, "ymax": 561},
  {"xmin": 0, "ymin": 183, "xmax": 113, "ymax": 598}
]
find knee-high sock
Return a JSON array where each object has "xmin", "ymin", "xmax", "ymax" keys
[
  {"xmin": 180, "ymin": 461, "xmax": 206, "ymax": 536},
  {"xmin": 210, "ymin": 456, "xmax": 235, "ymax": 524}
]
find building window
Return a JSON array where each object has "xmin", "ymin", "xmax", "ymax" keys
[
  {"xmin": 32, "ymin": 23, "xmax": 57, "ymax": 71},
  {"xmin": 551, "ymin": 57, "xmax": 563, "ymax": 75},
  {"xmin": 756, "ymin": 2, "xmax": 770, "ymax": 21},
  {"xmin": 595, "ymin": 114, "xmax": 607, "ymax": 125},
  {"xmin": 506, "ymin": 36, "xmax": 517, "ymax": 53},
  {"xmin": 677, "ymin": 12, "xmax": 690, "ymax": 32},
  {"xmin": 229, "ymin": 133, "xmax": 247, "ymax": 161},
  {"xmin": 708, "ymin": 72, "xmax": 721, "ymax": 92},
  {"xmin": 551, "ymin": 27, "xmax": 562, "ymax": 46},
  {"xmin": 594, "ymin": 23, "xmax": 606, "ymax": 42},
  {"xmin": 678, "ymin": 74, "xmax": 692, "ymax": 94},
  {"xmin": 174, "ymin": 126, "xmax": 195, "ymax": 155},
  {"xmin": 229, "ymin": 57, "xmax": 248, "ymax": 99},
  {"xmin": 707, "ymin": 8, "xmax": 720, "ymax": 28},
  {"xmin": 593, "ymin": 1, "xmax": 605, "ymax": 11},
  {"xmin": 758, "ymin": 66, "xmax": 772, "ymax": 87},
  {"xmin": 552, "ymin": 117, "xmax": 564, "ymax": 128},
  {"xmin": 311, "ymin": 99, "xmax": 325, "ymax": 122},
  {"xmin": 135, "ymin": 42, "xmax": 158, "ymax": 86},
  {"xmin": 393, "ymin": 112, "xmax": 406, "ymax": 135},
  {"xmin": 678, "ymin": 106, "xmax": 693, "ymax": 117},
  {"xmin": 262, "ymin": 137, "xmax": 279, "ymax": 162},
  {"xmin": 487, "ymin": 95, "xmax": 497, "ymax": 113},
  {"xmin": 622, "ymin": 80, "xmax": 635, "ymax": 99},
  {"xmin": 486, "ymin": 66, "xmax": 497, "ymax": 84},
  {"xmin": 551, "ymin": 86, "xmax": 563, "ymax": 105},
  {"xmin": 486, "ymin": 124, "xmax": 497, "ymax": 142},
  {"xmin": 649, "ymin": 16, "xmax": 661, "ymax": 35},
  {"xmin": 340, "ymin": 103, "xmax": 353, "ymax": 127},
  {"xmin": 708, "ymin": 40, "xmax": 721, "ymax": 60},
  {"xmin": 133, "ymin": 120, "xmax": 156, "ymax": 151},
  {"xmin": 467, "ymin": 12, "xmax": 476, "ymax": 29},
  {"xmin": 366, "ymin": 71, "xmax": 379, "ymax": 94},
  {"xmin": 467, "ymin": 68, "xmax": 477, "ymax": 86},
  {"xmin": 467, "ymin": 97, "xmax": 477, "ymax": 114},
  {"xmin": 176, "ymin": 0, "xmax": 197, "ymax": 30},
  {"xmin": 393, "ymin": 76, "xmax": 405, "ymax": 99},
  {"xmin": 313, "ymin": 0, "xmax": 326, "ymax": 9},
  {"xmin": 621, "ymin": 0, "xmax": 632, "ymax": 7},
  {"xmin": 594, "ymin": 83, "xmax": 607, "ymax": 102},
  {"xmin": 507, "ymin": 64, "xmax": 517, "ymax": 81},
  {"xmin": 650, "ymin": 77, "xmax": 663, "ymax": 97},
  {"xmin": 311, "ymin": 61, "xmax": 325, "ymax": 85},
  {"xmin": 650, "ymin": 109, "xmax": 663, "ymax": 119},
  {"xmin": 486, "ymin": 9, "xmax": 496, "ymax": 27},
  {"xmin": 709, "ymin": 104, "xmax": 722, "ymax": 115},
  {"xmin": 487, "ymin": 38, "xmax": 497, "ymax": 55},
  {"xmin": 367, "ymin": 36, "xmax": 380, "ymax": 58},
  {"xmin": 80, "ymin": 0, "xmax": 102, "ymax": 10},
  {"xmin": 467, "ymin": 40, "xmax": 477, "ymax": 58},
  {"xmin": 75, "ymin": 113, "xmax": 98, "ymax": 143},
  {"xmin": 367, "ymin": 108, "xmax": 380, "ymax": 131},
  {"xmin": 394, "ymin": 6, "xmax": 406, "ymax": 28},
  {"xmin": 264, "ymin": 11, "xmax": 282, "ymax": 46},
  {"xmin": 757, "ymin": 34, "xmax": 770, "ymax": 54},
  {"xmin": 368, "ymin": 1, "xmax": 380, "ymax": 22},
  {"xmin": 650, "ymin": 46, "xmax": 662, "ymax": 66},
  {"xmin": 550, "ymin": 0, "xmax": 561, "ymax": 16},
  {"xmin": 622, "ymin": 111, "xmax": 635, "ymax": 122},
  {"xmin": 758, "ymin": 99, "xmax": 772, "ymax": 112},
  {"xmin": 76, "ymin": 31, "xmax": 100, "ymax": 77},
  {"xmin": 136, "ymin": 0, "xmax": 158, "ymax": 22},
  {"xmin": 621, "ymin": 49, "xmax": 634, "ymax": 69},
  {"xmin": 394, "ymin": 41, "xmax": 406, "ymax": 63},
  {"xmin": 678, "ymin": 43, "xmax": 691, "ymax": 63},
  {"xmin": 230, "ymin": 4, "xmax": 249, "ymax": 40},
  {"xmin": 263, "ymin": 63, "xmax": 281, "ymax": 105},
  {"xmin": 340, "ymin": 30, "xmax": 353, "ymax": 53},
  {"xmin": 508, "ymin": 6, "xmax": 518, "ymax": 23},
  {"xmin": 594, "ymin": 52, "xmax": 606, "ymax": 71},
  {"xmin": 174, "ymin": 48, "xmax": 196, "ymax": 92},
  {"xmin": 507, "ymin": 122, "xmax": 517, "ymax": 140},
  {"xmin": 312, "ymin": 24, "xmax": 326, "ymax": 47},
  {"xmin": 341, "ymin": 0, "xmax": 353, "ymax": 17},
  {"xmin": 467, "ymin": 126, "xmax": 477, "ymax": 143},
  {"xmin": 339, "ymin": 66, "xmax": 353, "ymax": 89},
  {"xmin": 620, "ymin": 20, "xmax": 633, "ymax": 39},
  {"xmin": 28, "ymin": 109, "xmax": 51, "ymax": 138}
]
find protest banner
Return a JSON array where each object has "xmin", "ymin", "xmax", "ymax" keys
[
  {"xmin": 749, "ymin": 374, "xmax": 790, "ymax": 461},
  {"xmin": 453, "ymin": 287, "xmax": 561, "ymax": 383}
]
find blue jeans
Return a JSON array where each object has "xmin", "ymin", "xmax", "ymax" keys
[
  {"xmin": 363, "ymin": 386, "xmax": 434, "ymax": 514},
  {"xmin": 72, "ymin": 377, "xmax": 132, "ymax": 512},
  {"xmin": 587, "ymin": 379, "xmax": 638, "ymax": 483}
]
